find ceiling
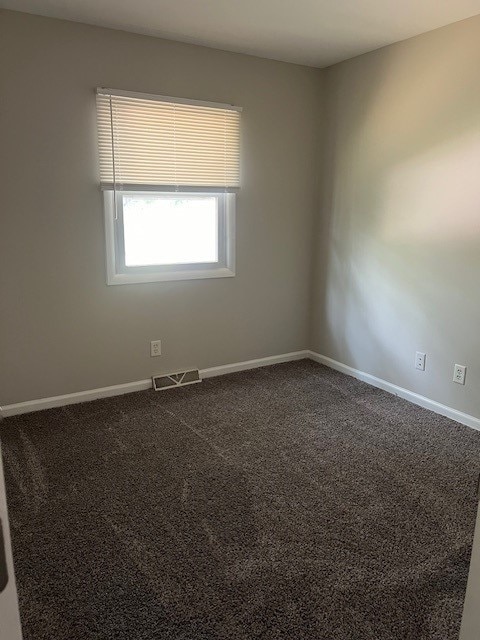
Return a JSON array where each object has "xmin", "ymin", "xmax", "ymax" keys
[{"xmin": 2, "ymin": 0, "xmax": 480, "ymax": 67}]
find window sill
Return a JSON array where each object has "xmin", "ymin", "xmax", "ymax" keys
[{"xmin": 106, "ymin": 266, "xmax": 235, "ymax": 286}]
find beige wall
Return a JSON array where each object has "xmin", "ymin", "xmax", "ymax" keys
[
  {"xmin": 0, "ymin": 10, "xmax": 322, "ymax": 405},
  {"xmin": 311, "ymin": 15, "xmax": 480, "ymax": 418},
  {"xmin": 2, "ymin": 9, "xmax": 480, "ymax": 420}
]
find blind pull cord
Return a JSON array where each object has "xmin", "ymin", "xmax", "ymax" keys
[
  {"xmin": 173, "ymin": 103, "xmax": 178, "ymax": 192},
  {"xmin": 224, "ymin": 110, "xmax": 227, "ymax": 193},
  {"xmin": 109, "ymin": 95, "xmax": 118, "ymax": 220}
]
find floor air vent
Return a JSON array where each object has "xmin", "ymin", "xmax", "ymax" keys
[{"xmin": 152, "ymin": 369, "xmax": 202, "ymax": 391}]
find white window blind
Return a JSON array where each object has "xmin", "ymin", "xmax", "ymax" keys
[{"xmin": 96, "ymin": 88, "xmax": 241, "ymax": 192}]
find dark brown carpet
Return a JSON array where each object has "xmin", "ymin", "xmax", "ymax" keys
[{"xmin": 1, "ymin": 360, "xmax": 479, "ymax": 640}]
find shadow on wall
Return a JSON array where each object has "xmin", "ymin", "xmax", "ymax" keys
[{"xmin": 311, "ymin": 22, "xmax": 480, "ymax": 412}]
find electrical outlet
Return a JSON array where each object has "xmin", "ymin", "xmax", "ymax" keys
[
  {"xmin": 453, "ymin": 364, "xmax": 466, "ymax": 385},
  {"xmin": 150, "ymin": 340, "xmax": 162, "ymax": 357},
  {"xmin": 415, "ymin": 351, "xmax": 426, "ymax": 371}
]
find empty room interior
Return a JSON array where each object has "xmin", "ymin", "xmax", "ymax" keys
[{"xmin": 1, "ymin": 1, "xmax": 480, "ymax": 638}]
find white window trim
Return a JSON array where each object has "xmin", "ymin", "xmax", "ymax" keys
[{"xmin": 103, "ymin": 191, "xmax": 236, "ymax": 285}]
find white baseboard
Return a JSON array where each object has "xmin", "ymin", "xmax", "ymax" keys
[
  {"xmin": 3, "ymin": 349, "xmax": 478, "ymax": 431},
  {"xmin": 201, "ymin": 350, "xmax": 309, "ymax": 379},
  {"xmin": 0, "ymin": 350, "xmax": 309, "ymax": 418},
  {"xmin": 308, "ymin": 351, "xmax": 480, "ymax": 432},
  {"xmin": 1, "ymin": 379, "xmax": 153, "ymax": 418}
]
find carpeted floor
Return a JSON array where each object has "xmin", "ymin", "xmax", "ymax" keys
[{"xmin": 1, "ymin": 360, "xmax": 479, "ymax": 640}]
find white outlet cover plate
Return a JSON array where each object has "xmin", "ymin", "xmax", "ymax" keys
[
  {"xmin": 453, "ymin": 364, "xmax": 466, "ymax": 385},
  {"xmin": 150, "ymin": 340, "xmax": 162, "ymax": 357},
  {"xmin": 415, "ymin": 352, "xmax": 426, "ymax": 371}
]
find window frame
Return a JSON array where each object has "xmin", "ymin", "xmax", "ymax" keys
[{"xmin": 104, "ymin": 190, "xmax": 236, "ymax": 285}]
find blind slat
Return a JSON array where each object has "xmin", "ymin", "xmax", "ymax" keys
[{"xmin": 96, "ymin": 90, "xmax": 241, "ymax": 189}]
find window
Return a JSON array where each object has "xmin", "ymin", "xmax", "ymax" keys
[
  {"xmin": 104, "ymin": 190, "xmax": 235, "ymax": 284},
  {"xmin": 96, "ymin": 88, "xmax": 241, "ymax": 284}
]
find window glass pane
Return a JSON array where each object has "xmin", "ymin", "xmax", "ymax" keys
[{"xmin": 122, "ymin": 195, "xmax": 218, "ymax": 266}]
